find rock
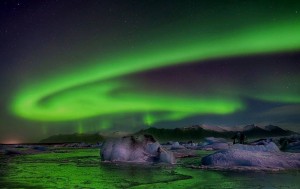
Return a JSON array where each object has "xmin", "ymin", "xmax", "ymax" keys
[
  {"xmin": 5, "ymin": 149, "xmax": 24, "ymax": 155},
  {"xmin": 279, "ymin": 135, "xmax": 300, "ymax": 152},
  {"xmin": 14, "ymin": 145, "xmax": 26, "ymax": 148},
  {"xmin": 100, "ymin": 134, "xmax": 175, "ymax": 164},
  {"xmin": 285, "ymin": 141, "xmax": 300, "ymax": 153},
  {"xmin": 32, "ymin": 146, "xmax": 48, "ymax": 151}
]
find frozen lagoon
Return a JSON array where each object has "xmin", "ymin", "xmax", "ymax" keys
[{"xmin": 0, "ymin": 146, "xmax": 299, "ymax": 189}]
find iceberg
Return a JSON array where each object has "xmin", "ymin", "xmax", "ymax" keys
[
  {"xmin": 170, "ymin": 142, "xmax": 186, "ymax": 150},
  {"xmin": 203, "ymin": 137, "xmax": 228, "ymax": 144},
  {"xmin": 199, "ymin": 137, "xmax": 229, "ymax": 150},
  {"xmin": 202, "ymin": 142, "xmax": 300, "ymax": 170},
  {"xmin": 232, "ymin": 142, "xmax": 279, "ymax": 152},
  {"xmin": 101, "ymin": 134, "xmax": 175, "ymax": 164}
]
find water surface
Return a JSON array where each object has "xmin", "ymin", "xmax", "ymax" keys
[{"xmin": 0, "ymin": 148, "xmax": 299, "ymax": 188}]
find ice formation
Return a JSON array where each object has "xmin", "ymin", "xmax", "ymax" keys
[
  {"xmin": 101, "ymin": 134, "xmax": 175, "ymax": 164},
  {"xmin": 202, "ymin": 142, "xmax": 300, "ymax": 170},
  {"xmin": 232, "ymin": 142, "xmax": 279, "ymax": 152},
  {"xmin": 170, "ymin": 142, "xmax": 186, "ymax": 150},
  {"xmin": 203, "ymin": 137, "xmax": 228, "ymax": 144},
  {"xmin": 199, "ymin": 137, "xmax": 229, "ymax": 150}
]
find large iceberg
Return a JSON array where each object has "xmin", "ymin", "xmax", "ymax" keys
[
  {"xmin": 101, "ymin": 134, "xmax": 175, "ymax": 164},
  {"xmin": 202, "ymin": 142, "xmax": 300, "ymax": 170}
]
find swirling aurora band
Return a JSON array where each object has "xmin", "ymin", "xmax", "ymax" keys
[{"xmin": 11, "ymin": 19, "xmax": 300, "ymax": 125}]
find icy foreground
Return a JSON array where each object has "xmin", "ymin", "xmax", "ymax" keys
[
  {"xmin": 100, "ymin": 135, "xmax": 175, "ymax": 164},
  {"xmin": 202, "ymin": 142, "xmax": 300, "ymax": 170}
]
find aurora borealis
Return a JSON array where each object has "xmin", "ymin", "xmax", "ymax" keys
[{"xmin": 1, "ymin": 0, "xmax": 300, "ymax": 142}]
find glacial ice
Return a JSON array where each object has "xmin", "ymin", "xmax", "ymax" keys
[
  {"xmin": 202, "ymin": 142, "xmax": 300, "ymax": 170},
  {"xmin": 101, "ymin": 135, "xmax": 175, "ymax": 164},
  {"xmin": 170, "ymin": 142, "xmax": 186, "ymax": 150},
  {"xmin": 203, "ymin": 137, "xmax": 228, "ymax": 144},
  {"xmin": 199, "ymin": 137, "xmax": 229, "ymax": 150},
  {"xmin": 232, "ymin": 142, "xmax": 280, "ymax": 152}
]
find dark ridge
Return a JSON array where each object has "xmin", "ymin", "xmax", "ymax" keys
[{"xmin": 135, "ymin": 125, "xmax": 298, "ymax": 142}]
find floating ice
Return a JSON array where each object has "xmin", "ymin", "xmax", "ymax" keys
[
  {"xmin": 101, "ymin": 135, "xmax": 175, "ymax": 164},
  {"xmin": 203, "ymin": 137, "xmax": 228, "ymax": 145},
  {"xmin": 232, "ymin": 142, "xmax": 280, "ymax": 152},
  {"xmin": 170, "ymin": 142, "xmax": 186, "ymax": 150},
  {"xmin": 199, "ymin": 137, "xmax": 229, "ymax": 150},
  {"xmin": 202, "ymin": 142, "xmax": 300, "ymax": 170}
]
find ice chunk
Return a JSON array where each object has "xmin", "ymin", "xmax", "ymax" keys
[
  {"xmin": 201, "ymin": 143, "xmax": 229, "ymax": 150},
  {"xmin": 199, "ymin": 137, "xmax": 229, "ymax": 150},
  {"xmin": 203, "ymin": 137, "xmax": 227, "ymax": 145},
  {"xmin": 202, "ymin": 143, "xmax": 300, "ymax": 170},
  {"xmin": 232, "ymin": 142, "xmax": 280, "ymax": 152},
  {"xmin": 100, "ymin": 135, "xmax": 175, "ymax": 164},
  {"xmin": 170, "ymin": 142, "xmax": 186, "ymax": 150}
]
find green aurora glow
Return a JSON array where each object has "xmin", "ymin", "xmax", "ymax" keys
[
  {"xmin": 8, "ymin": 3, "xmax": 300, "ymax": 129},
  {"xmin": 11, "ymin": 19, "xmax": 300, "ymax": 125}
]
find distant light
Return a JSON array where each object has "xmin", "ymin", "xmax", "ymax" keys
[{"xmin": 2, "ymin": 139, "xmax": 22, "ymax": 144}]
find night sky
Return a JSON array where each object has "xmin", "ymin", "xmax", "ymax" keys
[{"xmin": 1, "ymin": 0, "xmax": 300, "ymax": 143}]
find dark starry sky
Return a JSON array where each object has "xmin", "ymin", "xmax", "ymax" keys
[{"xmin": 0, "ymin": 0, "xmax": 300, "ymax": 143}]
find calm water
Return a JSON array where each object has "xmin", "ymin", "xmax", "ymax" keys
[{"xmin": 0, "ymin": 148, "xmax": 299, "ymax": 189}]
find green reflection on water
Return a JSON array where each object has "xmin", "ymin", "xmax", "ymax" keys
[
  {"xmin": 2, "ymin": 149, "xmax": 237, "ymax": 188},
  {"xmin": 1, "ymin": 148, "xmax": 299, "ymax": 189}
]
